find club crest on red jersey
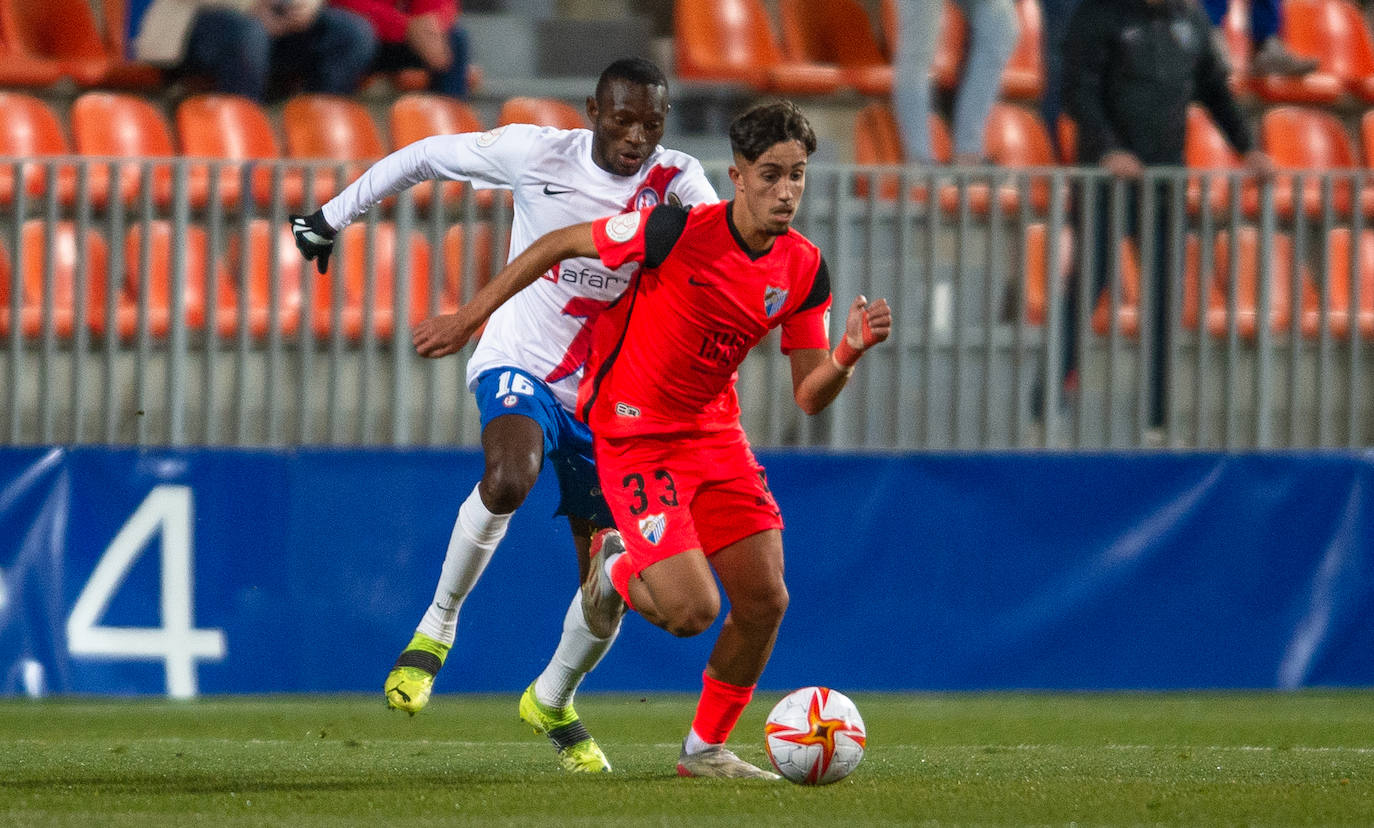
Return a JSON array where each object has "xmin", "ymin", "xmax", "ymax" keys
[
  {"xmin": 639, "ymin": 512, "xmax": 666, "ymax": 545},
  {"xmin": 765, "ymin": 286, "xmax": 789, "ymax": 317}
]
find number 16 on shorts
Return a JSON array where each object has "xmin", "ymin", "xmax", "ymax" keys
[{"xmin": 496, "ymin": 370, "xmax": 535, "ymax": 407}]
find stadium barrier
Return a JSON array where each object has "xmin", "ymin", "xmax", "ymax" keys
[
  {"xmin": 4, "ymin": 158, "xmax": 1374, "ymax": 451},
  {"xmin": 2, "ymin": 446, "xmax": 1371, "ymax": 696}
]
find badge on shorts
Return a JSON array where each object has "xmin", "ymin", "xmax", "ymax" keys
[{"xmin": 639, "ymin": 512, "xmax": 666, "ymax": 545}]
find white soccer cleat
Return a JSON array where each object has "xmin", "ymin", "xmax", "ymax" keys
[
  {"xmin": 581, "ymin": 528, "xmax": 628, "ymax": 638},
  {"xmin": 676, "ymin": 744, "xmax": 781, "ymax": 780}
]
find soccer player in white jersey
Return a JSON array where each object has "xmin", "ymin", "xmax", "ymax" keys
[{"xmin": 289, "ymin": 58, "xmax": 718, "ymax": 772}]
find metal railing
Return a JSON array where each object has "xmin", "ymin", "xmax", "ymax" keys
[{"xmin": 3, "ymin": 156, "xmax": 1372, "ymax": 450}]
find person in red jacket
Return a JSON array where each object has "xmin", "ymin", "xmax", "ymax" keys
[{"xmin": 331, "ymin": 0, "xmax": 470, "ymax": 98}]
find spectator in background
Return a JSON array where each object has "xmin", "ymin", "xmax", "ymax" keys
[
  {"xmin": 1202, "ymin": 0, "xmax": 1318, "ymax": 77},
  {"xmin": 331, "ymin": 0, "xmax": 472, "ymax": 98},
  {"xmin": 133, "ymin": 0, "xmax": 376, "ymax": 103},
  {"xmin": 1040, "ymin": 0, "xmax": 1085, "ymax": 159},
  {"xmin": 892, "ymin": 0, "xmax": 1019, "ymax": 164},
  {"xmin": 1052, "ymin": 0, "xmax": 1274, "ymax": 434}
]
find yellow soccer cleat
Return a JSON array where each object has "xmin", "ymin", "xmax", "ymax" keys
[
  {"xmin": 518, "ymin": 682, "xmax": 612, "ymax": 772},
  {"xmin": 384, "ymin": 632, "xmax": 450, "ymax": 715}
]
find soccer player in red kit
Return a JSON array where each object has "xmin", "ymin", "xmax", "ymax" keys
[{"xmin": 414, "ymin": 100, "xmax": 891, "ymax": 778}]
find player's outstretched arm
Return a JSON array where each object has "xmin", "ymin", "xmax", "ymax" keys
[
  {"xmin": 790, "ymin": 295, "xmax": 892, "ymax": 414},
  {"xmin": 412, "ymin": 221, "xmax": 600, "ymax": 358}
]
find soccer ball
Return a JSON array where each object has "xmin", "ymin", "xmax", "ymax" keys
[{"xmin": 763, "ymin": 686, "xmax": 866, "ymax": 785}]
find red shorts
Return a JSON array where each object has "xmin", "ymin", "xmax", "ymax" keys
[{"xmin": 595, "ymin": 428, "xmax": 783, "ymax": 573}]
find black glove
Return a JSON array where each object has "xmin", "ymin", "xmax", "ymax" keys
[{"xmin": 289, "ymin": 210, "xmax": 336, "ymax": 274}]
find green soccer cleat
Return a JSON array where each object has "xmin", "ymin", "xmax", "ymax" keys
[
  {"xmin": 518, "ymin": 682, "xmax": 612, "ymax": 772},
  {"xmin": 384, "ymin": 632, "xmax": 450, "ymax": 715}
]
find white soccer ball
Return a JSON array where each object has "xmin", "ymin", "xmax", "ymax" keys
[{"xmin": 763, "ymin": 686, "xmax": 867, "ymax": 785}]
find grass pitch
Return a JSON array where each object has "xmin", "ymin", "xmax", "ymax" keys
[{"xmin": 2, "ymin": 690, "xmax": 1373, "ymax": 826}]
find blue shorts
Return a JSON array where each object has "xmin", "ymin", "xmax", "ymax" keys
[{"xmin": 474, "ymin": 367, "xmax": 612, "ymax": 526}]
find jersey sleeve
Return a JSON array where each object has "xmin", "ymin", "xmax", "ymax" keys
[
  {"xmin": 780, "ymin": 256, "xmax": 833, "ymax": 353},
  {"xmin": 591, "ymin": 204, "xmax": 688, "ymax": 270},
  {"xmin": 321, "ymin": 124, "xmax": 539, "ymax": 231}
]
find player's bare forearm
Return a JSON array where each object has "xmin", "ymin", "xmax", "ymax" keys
[
  {"xmin": 412, "ymin": 222, "xmax": 599, "ymax": 358},
  {"xmin": 791, "ymin": 295, "xmax": 892, "ymax": 414}
]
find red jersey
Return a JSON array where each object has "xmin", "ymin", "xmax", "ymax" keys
[{"xmin": 578, "ymin": 200, "xmax": 832, "ymax": 437}]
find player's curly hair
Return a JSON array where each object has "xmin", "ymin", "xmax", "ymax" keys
[
  {"xmin": 596, "ymin": 57, "xmax": 669, "ymax": 100},
  {"xmin": 728, "ymin": 100, "xmax": 817, "ymax": 163}
]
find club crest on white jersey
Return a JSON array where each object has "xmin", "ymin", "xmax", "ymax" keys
[{"xmin": 634, "ymin": 187, "xmax": 660, "ymax": 209}]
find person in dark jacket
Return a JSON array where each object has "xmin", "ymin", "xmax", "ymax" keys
[{"xmin": 1053, "ymin": 0, "xmax": 1273, "ymax": 434}]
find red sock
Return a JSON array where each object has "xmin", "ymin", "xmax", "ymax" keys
[
  {"xmin": 610, "ymin": 552, "xmax": 636, "ymax": 611},
  {"xmin": 690, "ymin": 671, "xmax": 755, "ymax": 745}
]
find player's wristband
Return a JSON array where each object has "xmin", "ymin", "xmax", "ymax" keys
[{"xmin": 833, "ymin": 337, "xmax": 863, "ymax": 370}]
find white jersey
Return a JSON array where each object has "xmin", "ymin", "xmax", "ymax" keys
[{"xmin": 321, "ymin": 124, "xmax": 719, "ymax": 411}]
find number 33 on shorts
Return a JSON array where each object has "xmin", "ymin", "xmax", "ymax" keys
[{"xmin": 620, "ymin": 469, "xmax": 679, "ymax": 516}]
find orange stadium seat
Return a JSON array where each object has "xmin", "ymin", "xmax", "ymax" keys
[
  {"xmin": 2, "ymin": 0, "xmax": 160, "ymax": 89},
  {"xmin": 1089, "ymin": 236, "xmax": 1146, "ymax": 337},
  {"xmin": 0, "ymin": 92, "xmax": 75, "ymax": 206},
  {"xmin": 443, "ymin": 222, "xmax": 498, "ymax": 304},
  {"xmin": 317, "ymin": 223, "xmax": 439, "ymax": 340},
  {"xmin": 281, "ymin": 95, "xmax": 386, "ymax": 196},
  {"xmin": 391, "ymin": 93, "xmax": 490, "ymax": 209},
  {"xmin": 999, "ymin": 0, "xmax": 1045, "ymax": 102},
  {"xmin": 1196, "ymin": 228, "xmax": 1317, "ymax": 338},
  {"xmin": 1280, "ymin": 0, "xmax": 1374, "ymax": 103},
  {"xmin": 1318, "ymin": 227, "xmax": 1374, "ymax": 338},
  {"xmin": 0, "ymin": 7, "xmax": 63, "ymax": 88},
  {"xmin": 176, "ymin": 94, "xmax": 315, "ymax": 209},
  {"xmin": 1251, "ymin": 0, "xmax": 1345, "ymax": 104},
  {"xmin": 1056, "ymin": 115, "xmax": 1076, "ymax": 164},
  {"xmin": 1184, "ymin": 105, "xmax": 1258, "ymax": 218},
  {"xmin": 674, "ymin": 0, "xmax": 844, "ymax": 95},
  {"xmin": 778, "ymin": 0, "xmax": 893, "ymax": 96},
  {"xmin": 851, "ymin": 102, "xmax": 950, "ymax": 201},
  {"xmin": 226, "ymin": 220, "xmax": 307, "ymax": 339},
  {"xmin": 121, "ymin": 221, "xmax": 238, "ymax": 338},
  {"xmin": 1363, "ymin": 110, "xmax": 1374, "ymax": 164},
  {"xmin": 0, "ymin": 221, "xmax": 111, "ymax": 338},
  {"xmin": 1020, "ymin": 222, "xmax": 1150, "ymax": 335},
  {"xmin": 70, "ymin": 92, "xmax": 187, "ymax": 209},
  {"xmin": 935, "ymin": 103, "xmax": 1055, "ymax": 216},
  {"xmin": 1261, "ymin": 105, "xmax": 1360, "ymax": 218},
  {"xmin": 1022, "ymin": 222, "xmax": 1074, "ymax": 325},
  {"xmin": 497, "ymin": 96, "xmax": 585, "ymax": 130}
]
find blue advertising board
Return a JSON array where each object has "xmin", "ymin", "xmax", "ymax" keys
[{"xmin": 2, "ymin": 447, "xmax": 1372, "ymax": 696}]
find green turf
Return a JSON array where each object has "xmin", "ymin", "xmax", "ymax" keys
[{"xmin": 2, "ymin": 691, "xmax": 1373, "ymax": 826}]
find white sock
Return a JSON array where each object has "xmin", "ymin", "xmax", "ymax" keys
[
  {"xmin": 601, "ymin": 550, "xmax": 622, "ymax": 588},
  {"xmin": 683, "ymin": 728, "xmax": 717, "ymax": 755},
  {"xmin": 416, "ymin": 484, "xmax": 511, "ymax": 644},
  {"xmin": 533, "ymin": 590, "xmax": 621, "ymax": 708}
]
